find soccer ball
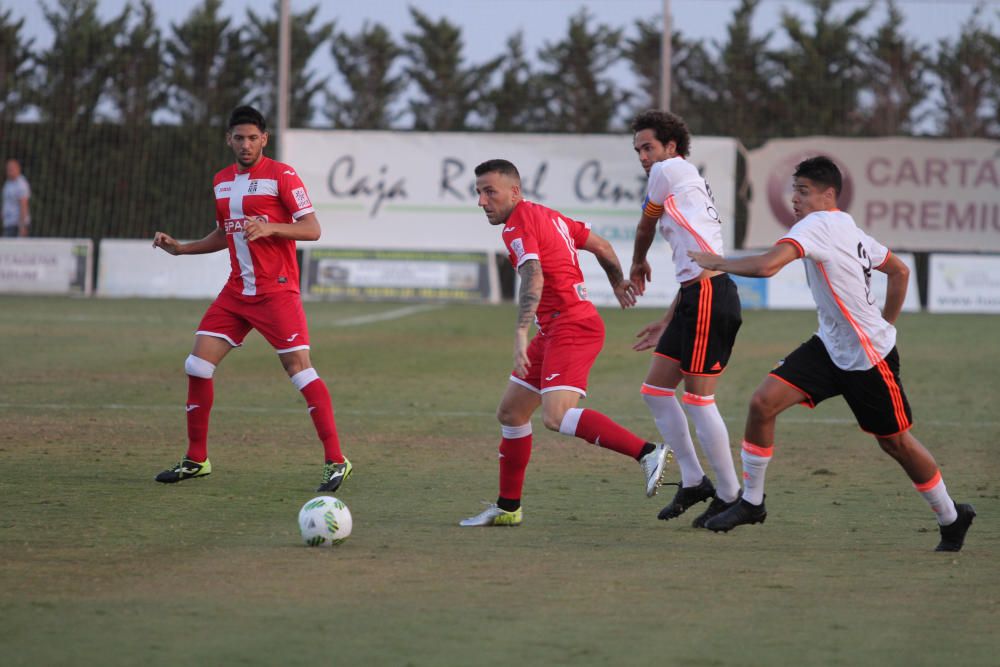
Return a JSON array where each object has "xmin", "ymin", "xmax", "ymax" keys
[{"xmin": 298, "ymin": 496, "xmax": 352, "ymax": 547}]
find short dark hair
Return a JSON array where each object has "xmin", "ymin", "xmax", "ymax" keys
[
  {"xmin": 228, "ymin": 105, "xmax": 267, "ymax": 132},
  {"xmin": 474, "ymin": 159, "xmax": 520, "ymax": 182},
  {"xmin": 630, "ymin": 110, "xmax": 691, "ymax": 157},
  {"xmin": 794, "ymin": 156, "xmax": 842, "ymax": 197}
]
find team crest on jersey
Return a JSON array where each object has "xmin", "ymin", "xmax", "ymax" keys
[
  {"xmin": 292, "ymin": 187, "xmax": 311, "ymax": 209},
  {"xmin": 248, "ymin": 180, "xmax": 259, "ymax": 194},
  {"xmin": 510, "ymin": 238, "xmax": 526, "ymax": 261}
]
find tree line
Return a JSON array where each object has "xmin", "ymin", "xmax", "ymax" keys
[{"xmin": 0, "ymin": 0, "xmax": 998, "ymax": 240}]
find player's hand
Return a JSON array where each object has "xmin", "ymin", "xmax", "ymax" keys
[
  {"xmin": 633, "ymin": 319, "xmax": 667, "ymax": 352},
  {"xmin": 613, "ymin": 279, "xmax": 637, "ymax": 309},
  {"xmin": 243, "ymin": 216, "xmax": 272, "ymax": 242},
  {"xmin": 152, "ymin": 231, "xmax": 182, "ymax": 256},
  {"xmin": 688, "ymin": 250, "xmax": 718, "ymax": 270},
  {"xmin": 512, "ymin": 330, "xmax": 531, "ymax": 377},
  {"xmin": 630, "ymin": 261, "xmax": 652, "ymax": 296}
]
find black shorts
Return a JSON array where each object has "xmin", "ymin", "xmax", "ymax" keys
[
  {"xmin": 655, "ymin": 273, "xmax": 742, "ymax": 376},
  {"xmin": 769, "ymin": 335, "xmax": 913, "ymax": 436}
]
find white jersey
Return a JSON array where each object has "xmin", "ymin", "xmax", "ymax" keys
[
  {"xmin": 642, "ymin": 157, "xmax": 724, "ymax": 283},
  {"xmin": 779, "ymin": 210, "xmax": 897, "ymax": 371}
]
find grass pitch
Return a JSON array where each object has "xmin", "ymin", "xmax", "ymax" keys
[{"xmin": 0, "ymin": 296, "xmax": 997, "ymax": 666}]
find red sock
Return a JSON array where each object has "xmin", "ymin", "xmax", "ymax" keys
[
  {"xmin": 499, "ymin": 434, "xmax": 532, "ymax": 500},
  {"xmin": 185, "ymin": 376, "xmax": 213, "ymax": 462},
  {"xmin": 301, "ymin": 378, "xmax": 343, "ymax": 463},
  {"xmin": 572, "ymin": 409, "xmax": 646, "ymax": 459}
]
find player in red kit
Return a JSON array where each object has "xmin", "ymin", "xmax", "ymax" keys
[
  {"xmin": 459, "ymin": 159, "xmax": 669, "ymax": 527},
  {"xmin": 152, "ymin": 106, "xmax": 351, "ymax": 492}
]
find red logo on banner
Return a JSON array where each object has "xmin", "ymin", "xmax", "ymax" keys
[{"xmin": 767, "ymin": 151, "xmax": 854, "ymax": 229}]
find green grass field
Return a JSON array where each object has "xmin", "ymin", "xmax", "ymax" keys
[{"xmin": 1, "ymin": 295, "xmax": 997, "ymax": 666}]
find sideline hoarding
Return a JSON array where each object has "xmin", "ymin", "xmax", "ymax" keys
[
  {"xmin": 284, "ymin": 130, "xmax": 739, "ymax": 253},
  {"xmin": 302, "ymin": 248, "xmax": 499, "ymax": 302},
  {"xmin": 0, "ymin": 238, "xmax": 92, "ymax": 295},
  {"xmin": 98, "ymin": 239, "xmax": 229, "ymax": 298},
  {"xmin": 746, "ymin": 137, "xmax": 1000, "ymax": 252},
  {"xmin": 928, "ymin": 253, "xmax": 1000, "ymax": 313}
]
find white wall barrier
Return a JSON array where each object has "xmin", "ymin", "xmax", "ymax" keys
[
  {"xmin": 0, "ymin": 238, "xmax": 92, "ymax": 295},
  {"xmin": 97, "ymin": 239, "xmax": 229, "ymax": 298},
  {"xmin": 928, "ymin": 254, "xmax": 1000, "ymax": 313}
]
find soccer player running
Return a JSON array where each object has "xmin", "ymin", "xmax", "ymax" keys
[
  {"xmin": 689, "ymin": 156, "xmax": 975, "ymax": 551},
  {"xmin": 151, "ymin": 105, "xmax": 351, "ymax": 493},
  {"xmin": 459, "ymin": 159, "xmax": 669, "ymax": 527},
  {"xmin": 629, "ymin": 110, "xmax": 743, "ymax": 528}
]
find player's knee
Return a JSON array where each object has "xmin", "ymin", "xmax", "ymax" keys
[
  {"xmin": 541, "ymin": 407, "xmax": 566, "ymax": 432},
  {"xmin": 184, "ymin": 354, "xmax": 216, "ymax": 379},
  {"xmin": 748, "ymin": 388, "xmax": 779, "ymax": 420},
  {"xmin": 876, "ymin": 434, "xmax": 906, "ymax": 458}
]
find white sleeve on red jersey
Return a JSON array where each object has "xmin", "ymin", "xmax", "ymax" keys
[{"xmin": 278, "ymin": 166, "xmax": 315, "ymax": 220}]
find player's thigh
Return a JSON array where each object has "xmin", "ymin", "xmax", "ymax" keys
[
  {"xmin": 278, "ymin": 348, "xmax": 313, "ymax": 376},
  {"xmin": 644, "ymin": 353, "xmax": 684, "ymax": 390},
  {"xmin": 749, "ymin": 374, "xmax": 811, "ymax": 417},
  {"xmin": 196, "ymin": 291, "xmax": 254, "ymax": 351},
  {"xmin": 767, "ymin": 336, "xmax": 840, "ymax": 410},
  {"xmin": 541, "ymin": 389, "xmax": 583, "ymax": 430},
  {"xmin": 191, "ymin": 333, "xmax": 235, "ymax": 365},
  {"xmin": 497, "ymin": 380, "xmax": 542, "ymax": 426}
]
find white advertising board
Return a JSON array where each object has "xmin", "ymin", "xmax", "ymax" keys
[
  {"xmin": 284, "ymin": 130, "xmax": 738, "ymax": 253},
  {"xmin": 98, "ymin": 240, "xmax": 230, "ymax": 298},
  {"xmin": 579, "ymin": 238, "xmax": 679, "ymax": 309},
  {"xmin": 0, "ymin": 238, "xmax": 92, "ymax": 295},
  {"xmin": 746, "ymin": 137, "xmax": 1000, "ymax": 252},
  {"xmin": 928, "ymin": 253, "xmax": 1000, "ymax": 313}
]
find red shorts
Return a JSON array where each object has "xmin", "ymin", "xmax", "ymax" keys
[
  {"xmin": 511, "ymin": 314, "xmax": 605, "ymax": 397},
  {"xmin": 197, "ymin": 288, "xmax": 310, "ymax": 353}
]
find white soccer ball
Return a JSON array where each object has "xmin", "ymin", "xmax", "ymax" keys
[{"xmin": 298, "ymin": 495, "xmax": 352, "ymax": 547}]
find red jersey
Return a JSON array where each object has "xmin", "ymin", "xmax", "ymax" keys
[
  {"xmin": 501, "ymin": 199, "xmax": 598, "ymax": 331},
  {"xmin": 213, "ymin": 156, "xmax": 315, "ymax": 296}
]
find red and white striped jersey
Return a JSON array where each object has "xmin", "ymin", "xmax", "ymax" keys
[
  {"xmin": 642, "ymin": 157, "xmax": 725, "ymax": 283},
  {"xmin": 213, "ymin": 156, "xmax": 315, "ymax": 296},
  {"xmin": 778, "ymin": 210, "xmax": 896, "ymax": 371},
  {"xmin": 501, "ymin": 199, "xmax": 598, "ymax": 331}
]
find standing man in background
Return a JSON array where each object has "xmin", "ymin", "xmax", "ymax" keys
[
  {"xmin": 3, "ymin": 158, "xmax": 30, "ymax": 237},
  {"xmin": 151, "ymin": 105, "xmax": 351, "ymax": 493}
]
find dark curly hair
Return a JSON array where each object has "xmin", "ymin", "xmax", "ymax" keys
[{"xmin": 630, "ymin": 110, "xmax": 691, "ymax": 158}]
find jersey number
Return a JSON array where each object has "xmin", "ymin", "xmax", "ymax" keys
[{"xmin": 857, "ymin": 242, "xmax": 875, "ymax": 305}]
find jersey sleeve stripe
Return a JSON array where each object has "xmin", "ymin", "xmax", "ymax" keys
[
  {"xmin": 515, "ymin": 253, "xmax": 539, "ymax": 268},
  {"xmin": 874, "ymin": 249, "xmax": 892, "ymax": 270},
  {"xmin": 776, "ymin": 238, "xmax": 805, "ymax": 258},
  {"xmin": 664, "ymin": 195, "xmax": 716, "ymax": 254},
  {"xmin": 292, "ymin": 208, "xmax": 315, "ymax": 219}
]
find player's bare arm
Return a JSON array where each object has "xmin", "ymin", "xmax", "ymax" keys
[
  {"xmin": 633, "ymin": 291, "xmax": 679, "ymax": 352},
  {"xmin": 689, "ymin": 243, "xmax": 798, "ymax": 278},
  {"xmin": 513, "ymin": 259, "xmax": 543, "ymax": 376},
  {"xmin": 152, "ymin": 227, "xmax": 227, "ymax": 256},
  {"xmin": 583, "ymin": 232, "xmax": 636, "ymax": 309},
  {"xmin": 878, "ymin": 253, "xmax": 910, "ymax": 324},
  {"xmin": 243, "ymin": 212, "xmax": 321, "ymax": 243},
  {"xmin": 629, "ymin": 213, "xmax": 659, "ymax": 295}
]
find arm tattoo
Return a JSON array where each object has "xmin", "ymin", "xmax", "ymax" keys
[
  {"xmin": 516, "ymin": 260, "xmax": 543, "ymax": 329},
  {"xmin": 596, "ymin": 253, "xmax": 624, "ymax": 287}
]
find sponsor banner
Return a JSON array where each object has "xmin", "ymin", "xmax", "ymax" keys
[
  {"xmin": 302, "ymin": 248, "xmax": 499, "ymax": 302},
  {"xmin": 928, "ymin": 253, "xmax": 1000, "ymax": 313},
  {"xmin": 285, "ymin": 130, "xmax": 738, "ymax": 252},
  {"xmin": 757, "ymin": 251, "xmax": 920, "ymax": 312},
  {"xmin": 746, "ymin": 137, "xmax": 1000, "ymax": 252},
  {"xmin": 98, "ymin": 240, "xmax": 229, "ymax": 298},
  {"xmin": 0, "ymin": 238, "xmax": 92, "ymax": 295}
]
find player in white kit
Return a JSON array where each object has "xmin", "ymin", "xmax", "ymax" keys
[
  {"xmin": 689, "ymin": 156, "xmax": 974, "ymax": 551},
  {"xmin": 629, "ymin": 110, "xmax": 743, "ymax": 528}
]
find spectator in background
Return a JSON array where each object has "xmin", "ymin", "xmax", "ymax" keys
[{"xmin": 3, "ymin": 159, "xmax": 31, "ymax": 237}]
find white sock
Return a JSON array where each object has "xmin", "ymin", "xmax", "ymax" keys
[
  {"xmin": 682, "ymin": 393, "xmax": 740, "ymax": 502},
  {"xmin": 740, "ymin": 440, "xmax": 772, "ymax": 506},
  {"xmin": 641, "ymin": 384, "xmax": 704, "ymax": 486},
  {"xmin": 915, "ymin": 470, "xmax": 958, "ymax": 525}
]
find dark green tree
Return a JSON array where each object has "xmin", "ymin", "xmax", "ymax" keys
[
  {"xmin": 769, "ymin": 0, "xmax": 872, "ymax": 136},
  {"xmin": 403, "ymin": 7, "xmax": 501, "ymax": 130},
  {"xmin": 165, "ymin": 0, "xmax": 254, "ymax": 128},
  {"xmin": 245, "ymin": 0, "xmax": 333, "ymax": 127},
  {"xmin": 483, "ymin": 32, "xmax": 547, "ymax": 132},
  {"xmin": 108, "ymin": 0, "xmax": 166, "ymax": 125},
  {"xmin": 536, "ymin": 8, "xmax": 627, "ymax": 133},
  {"xmin": 621, "ymin": 16, "xmax": 661, "ymax": 113},
  {"xmin": 328, "ymin": 21, "xmax": 406, "ymax": 129},
  {"xmin": 858, "ymin": 0, "xmax": 930, "ymax": 136},
  {"xmin": 932, "ymin": 7, "xmax": 996, "ymax": 138},
  {"xmin": 0, "ymin": 4, "xmax": 33, "ymax": 121},
  {"xmin": 33, "ymin": 0, "xmax": 128, "ymax": 124}
]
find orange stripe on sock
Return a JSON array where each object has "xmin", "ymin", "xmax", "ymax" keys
[
  {"xmin": 682, "ymin": 392, "xmax": 715, "ymax": 406},
  {"xmin": 641, "ymin": 384, "xmax": 675, "ymax": 397},
  {"xmin": 741, "ymin": 440, "xmax": 773, "ymax": 458},
  {"xmin": 913, "ymin": 469, "xmax": 942, "ymax": 492}
]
